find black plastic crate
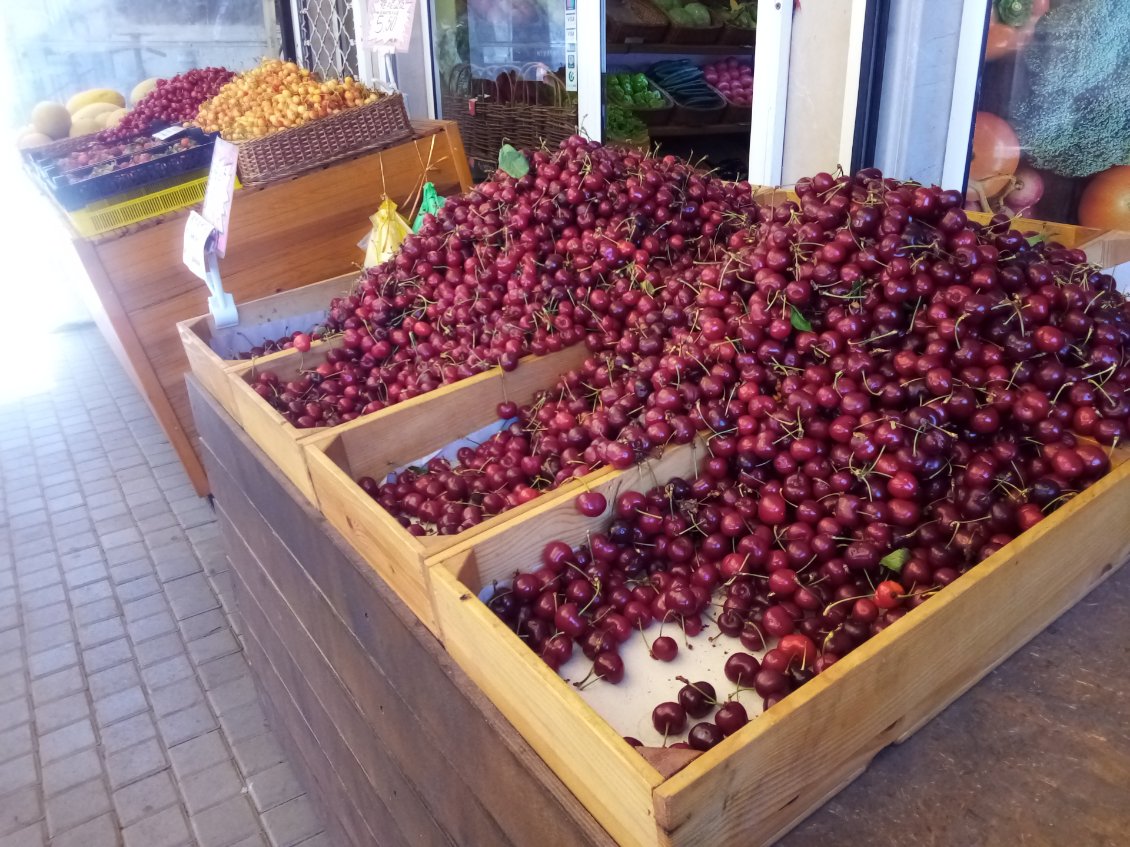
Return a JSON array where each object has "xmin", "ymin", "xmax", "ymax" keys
[{"xmin": 46, "ymin": 128, "xmax": 218, "ymax": 211}]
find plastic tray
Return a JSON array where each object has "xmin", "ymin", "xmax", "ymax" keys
[
  {"xmin": 49, "ymin": 128, "xmax": 217, "ymax": 211},
  {"xmin": 66, "ymin": 171, "xmax": 241, "ymax": 239}
]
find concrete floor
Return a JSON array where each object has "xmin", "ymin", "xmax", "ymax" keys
[{"xmin": 0, "ymin": 327, "xmax": 326, "ymax": 847}]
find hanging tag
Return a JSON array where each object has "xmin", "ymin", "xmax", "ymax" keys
[
  {"xmin": 202, "ymin": 138, "xmax": 239, "ymax": 256},
  {"xmin": 468, "ymin": 98, "xmax": 477, "ymax": 117}
]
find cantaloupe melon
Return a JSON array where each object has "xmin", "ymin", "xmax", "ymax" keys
[
  {"xmin": 69, "ymin": 118, "xmax": 102, "ymax": 137},
  {"xmin": 17, "ymin": 132, "xmax": 53, "ymax": 149},
  {"xmin": 31, "ymin": 102, "xmax": 71, "ymax": 139},
  {"xmin": 130, "ymin": 78, "xmax": 160, "ymax": 105},
  {"xmin": 66, "ymin": 88, "xmax": 125, "ymax": 114},
  {"xmin": 72, "ymin": 102, "xmax": 120, "ymax": 124},
  {"xmin": 103, "ymin": 108, "xmax": 129, "ymax": 129}
]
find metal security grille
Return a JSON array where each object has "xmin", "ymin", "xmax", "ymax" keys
[{"xmin": 294, "ymin": 0, "xmax": 360, "ymax": 78}]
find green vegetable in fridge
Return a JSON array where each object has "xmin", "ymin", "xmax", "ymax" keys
[
  {"xmin": 606, "ymin": 104, "xmax": 648, "ymax": 142},
  {"xmin": 606, "ymin": 73, "xmax": 665, "ymax": 109},
  {"xmin": 683, "ymin": 2, "xmax": 711, "ymax": 26},
  {"xmin": 1011, "ymin": 0, "xmax": 1130, "ymax": 177},
  {"xmin": 724, "ymin": 0, "xmax": 756, "ymax": 28},
  {"xmin": 653, "ymin": 0, "xmax": 680, "ymax": 10}
]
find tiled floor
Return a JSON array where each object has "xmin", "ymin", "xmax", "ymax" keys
[{"xmin": 0, "ymin": 327, "xmax": 327, "ymax": 847}]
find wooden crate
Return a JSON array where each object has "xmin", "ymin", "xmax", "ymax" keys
[
  {"xmin": 432, "ymin": 443, "xmax": 1130, "ymax": 847},
  {"xmin": 177, "ymin": 271, "xmax": 358, "ymax": 423},
  {"xmin": 303, "ymin": 342, "xmax": 612, "ymax": 633}
]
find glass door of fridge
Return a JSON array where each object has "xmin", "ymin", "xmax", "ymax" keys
[{"xmin": 430, "ymin": 0, "xmax": 578, "ymax": 166}]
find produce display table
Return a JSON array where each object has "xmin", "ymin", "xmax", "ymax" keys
[
  {"xmin": 187, "ymin": 375, "xmax": 1130, "ymax": 847},
  {"xmin": 69, "ymin": 120, "xmax": 473, "ymax": 496}
]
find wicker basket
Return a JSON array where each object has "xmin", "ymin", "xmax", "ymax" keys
[
  {"xmin": 441, "ymin": 64, "xmax": 578, "ymax": 163},
  {"xmin": 234, "ymin": 93, "xmax": 412, "ymax": 186},
  {"xmin": 607, "ymin": 0, "xmax": 670, "ymax": 43}
]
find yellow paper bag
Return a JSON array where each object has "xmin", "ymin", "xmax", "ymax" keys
[{"xmin": 364, "ymin": 197, "xmax": 412, "ymax": 268}]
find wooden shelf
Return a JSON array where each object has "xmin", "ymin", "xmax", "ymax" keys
[
  {"xmin": 649, "ymin": 122, "xmax": 751, "ymax": 138},
  {"xmin": 607, "ymin": 43, "xmax": 752, "ymax": 55}
]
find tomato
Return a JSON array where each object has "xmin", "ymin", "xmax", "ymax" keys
[
  {"xmin": 1078, "ymin": 166, "xmax": 1130, "ymax": 230},
  {"xmin": 983, "ymin": 0, "xmax": 1050, "ymax": 62},
  {"xmin": 970, "ymin": 111, "xmax": 1021, "ymax": 197}
]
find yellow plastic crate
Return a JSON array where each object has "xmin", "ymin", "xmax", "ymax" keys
[{"xmin": 68, "ymin": 173, "xmax": 242, "ymax": 238}]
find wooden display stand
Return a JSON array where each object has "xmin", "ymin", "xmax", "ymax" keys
[
  {"xmin": 71, "ymin": 120, "xmax": 473, "ymax": 496},
  {"xmin": 188, "ymin": 375, "xmax": 1130, "ymax": 847}
]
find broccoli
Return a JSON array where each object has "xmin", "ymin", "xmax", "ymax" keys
[{"xmin": 1011, "ymin": 0, "xmax": 1130, "ymax": 177}]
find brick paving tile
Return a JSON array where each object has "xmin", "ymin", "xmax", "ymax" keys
[
  {"xmin": 190, "ymin": 795, "xmax": 261, "ymax": 847},
  {"xmin": 247, "ymin": 761, "xmax": 304, "ymax": 813},
  {"xmin": 230, "ymin": 731, "xmax": 288, "ymax": 780},
  {"xmin": 45, "ymin": 777, "xmax": 112, "ymax": 837},
  {"xmin": 105, "ymin": 736, "xmax": 167, "ymax": 790},
  {"xmin": 51, "ymin": 814, "xmax": 120, "ymax": 847},
  {"xmin": 41, "ymin": 747, "xmax": 103, "ymax": 798},
  {"xmin": 38, "ymin": 717, "xmax": 96, "ymax": 764},
  {"xmin": 260, "ymin": 795, "xmax": 322, "ymax": 847},
  {"xmin": 94, "ymin": 686, "xmax": 149, "ymax": 728},
  {"xmin": 168, "ymin": 730, "xmax": 229, "ymax": 779},
  {"xmin": 0, "ymin": 724, "xmax": 33, "ymax": 763},
  {"xmin": 180, "ymin": 758, "xmax": 245, "ymax": 815},
  {"xmin": 0, "ymin": 823, "xmax": 45, "ymax": 847},
  {"xmin": 159, "ymin": 700, "xmax": 219, "ymax": 748},
  {"xmin": 88, "ymin": 661, "xmax": 142, "ymax": 701},
  {"xmin": 29, "ymin": 666, "xmax": 84, "ymax": 707},
  {"xmin": 0, "ymin": 753, "xmax": 37, "ymax": 795},
  {"xmin": 122, "ymin": 804, "xmax": 191, "ymax": 847},
  {"xmin": 98, "ymin": 712, "xmax": 158, "ymax": 755},
  {"xmin": 113, "ymin": 769, "xmax": 180, "ymax": 827},
  {"xmin": 33, "ymin": 691, "xmax": 89, "ymax": 734}
]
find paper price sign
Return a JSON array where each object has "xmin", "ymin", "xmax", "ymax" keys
[
  {"xmin": 202, "ymin": 138, "xmax": 239, "ymax": 256},
  {"xmin": 183, "ymin": 210, "xmax": 216, "ymax": 281},
  {"xmin": 367, "ymin": 0, "xmax": 416, "ymax": 52}
]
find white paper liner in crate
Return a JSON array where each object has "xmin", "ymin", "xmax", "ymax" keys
[
  {"xmin": 206, "ymin": 308, "xmax": 332, "ymax": 359},
  {"xmin": 476, "ymin": 578, "xmax": 768, "ymax": 746}
]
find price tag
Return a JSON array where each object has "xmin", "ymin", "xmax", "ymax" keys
[
  {"xmin": 366, "ymin": 0, "xmax": 416, "ymax": 53},
  {"xmin": 152, "ymin": 125, "xmax": 186, "ymax": 141},
  {"xmin": 201, "ymin": 138, "xmax": 239, "ymax": 256},
  {"xmin": 183, "ymin": 211, "xmax": 215, "ymax": 281}
]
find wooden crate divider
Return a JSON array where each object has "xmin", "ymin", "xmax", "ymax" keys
[
  {"xmin": 177, "ymin": 271, "xmax": 358, "ymax": 424},
  {"xmin": 432, "ymin": 441, "xmax": 1130, "ymax": 847},
  {"xmin": 302, "ymin": 342, "xmax": 604, "ymax": 633}
]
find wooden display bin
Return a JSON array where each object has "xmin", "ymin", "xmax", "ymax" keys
[
  {"xmin": 177, "ymin": 271, "xmax": 357, "ymax": 423},
  {"xmin": 431, "ymin": 442, "xmax": 1130, "ymax": 847},
  {"xmin": 301, "ymin": 342, "xmax": 672, "ymax": 632}
]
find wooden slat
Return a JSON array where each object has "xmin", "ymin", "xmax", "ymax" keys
[
  {"xmin": 222, "ymin": 510, "xmax": 449, "ymax": 847},
  {"xmin": 218, "ymin": 499, "xmax": 512, "ymax": 847},
  {"xmin": 431, "ymin": 561, "xmax": 662, "ymax": 847},
  {"xmin": 208, "ymin": 448, "xmax": 521, "ymax": 846},
  {"xmin": 440, "ymin": 437, "xmax": 703, "ymax": 587},
  {"xmin": 302, "ymin": 342, "xmax": 594, "ymax": 630},
  {"xmin": 653, "ymin": 455, "xmax": 1130, "ymax": 847},
  {"xmin": 240, "ymin": 620, "xmax": 398, "ymax": 847},
  {"xmin": 72, "ymin": 237, "xmax": 210, "ymax": 495},
  {"xmin": 188, "ymin": 376, "xmax": 616, "ymax": 847}
]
